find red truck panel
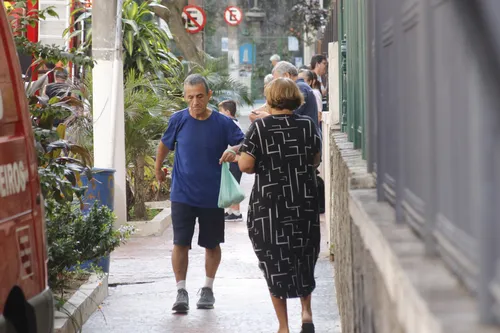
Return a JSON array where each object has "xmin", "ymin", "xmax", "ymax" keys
[{"xmin": 0, "ymin": 3, "xmax": 48, "ymax": 313}]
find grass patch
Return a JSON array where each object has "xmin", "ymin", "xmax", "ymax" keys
[{"xmin": 128, "ymin": 207, "xmax": 162, "ymax": 221}]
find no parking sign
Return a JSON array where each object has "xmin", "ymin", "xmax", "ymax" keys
[
  {"xmin": 224, "ymin": 6, "xmax": 243, "ymax": 26},
  {"xmin": 182, "ymin": 5, "xmax": 206, "ymax": 34}
]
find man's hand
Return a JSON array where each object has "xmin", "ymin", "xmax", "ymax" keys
[
  {"xmin": 219, "ymin": 149, "xmax": 237, "ymax": 164},
  {"xmin": 155, "ymin": 167, "xmax": 167, "ymax": 183},
  {"xmin": 155, "ymin": 141, "xmax": 170, "ymax": 182}
]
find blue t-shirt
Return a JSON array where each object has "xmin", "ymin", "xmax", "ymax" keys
[{"xmin": 161, "ymin": 109, "xmax": 245, "ymax": 208}]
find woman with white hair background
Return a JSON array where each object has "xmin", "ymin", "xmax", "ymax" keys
[{"xmin": 270, "ymin": 54, "xmax": 281, "ymax": 67}]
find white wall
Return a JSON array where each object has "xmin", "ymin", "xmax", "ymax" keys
[
  {"xmin": 39, "ymin": 0, "xmax": 70, "ymax": 48},
  {"xmin": 329, "ymin": 42, "xmax": 340, "ymax": 125}
]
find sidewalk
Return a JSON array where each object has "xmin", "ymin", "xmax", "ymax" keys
[{"xmin": 83, "ymin": 167, "xmax": 341, "ymax": 333}]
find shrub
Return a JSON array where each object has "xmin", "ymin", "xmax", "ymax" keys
[{"xmin": 46, "ymin": 199, "xmax": 134, "ymax": 288}]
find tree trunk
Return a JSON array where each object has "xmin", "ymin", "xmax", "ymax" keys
[
  {"xmin": 126, "ymin": 179, "xmax": 134, "ymax": 221},
  {"xmin": 133, "ymin": 154, "xmax": 147, "ymax": 220},
  {"xmin": 154, "ymin": 0, "xmax": 205, "ymax": 65}
]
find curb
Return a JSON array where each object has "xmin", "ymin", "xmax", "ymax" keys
[
  {"xmin": 145, "ymin": 201, "xmax": 170, "ymax": 209},
  {"xmin": 54, "ymin": 274, "xmax": 108, "ymax": 333},
  {"xmin": 129, "ymin": 207, "xmax": 172, "ymax": 237}
]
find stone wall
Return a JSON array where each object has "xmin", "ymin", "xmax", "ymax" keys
[{"xmin": 329, "ymin": 130, "xmax": 374, "ymax": 333}]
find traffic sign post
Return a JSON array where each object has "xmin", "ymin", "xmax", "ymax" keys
[
  {"xmin": 224, "ymin": 6, "xmax": 243, "ymax": 26},
  {"xmin": 182, "ymin": 5, "xmax": 206, "ymax": 34}
]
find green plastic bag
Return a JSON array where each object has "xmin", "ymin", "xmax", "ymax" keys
[{"xmin": 218, "ymin": 162, "xmax": 245, "ymax": 208}]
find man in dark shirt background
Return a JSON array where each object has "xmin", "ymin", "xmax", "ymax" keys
[
  {"xmin": 44, "ymin": 68, "xmax": 70, "ymax": 100},
  {"xmin": 272, "ymin": 61, "xmax": 319, "ymax": 128}
]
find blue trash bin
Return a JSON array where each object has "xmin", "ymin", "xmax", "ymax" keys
[
  {"xmin": 79, "ymin": 168, "xmax": 115, "ymax": 273},
  {"xmin": 81, "ymin": 168, "xmax": 115, "ymax": 213}
]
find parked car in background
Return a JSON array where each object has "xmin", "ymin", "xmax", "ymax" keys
[{"xmin": 0, "ymin": 5, "xmax": 54, "ymax": 333}]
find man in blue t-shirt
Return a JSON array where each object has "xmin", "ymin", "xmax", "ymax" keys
[{"xmin": 155, "ymin": 74, "xmax": 244, "ymax": 313}]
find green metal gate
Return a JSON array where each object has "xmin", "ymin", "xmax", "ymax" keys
[{"xmin": 338, "ymin": 0, "xmax": 367, "ymax": 158}]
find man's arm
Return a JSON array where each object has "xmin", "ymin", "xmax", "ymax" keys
[{"xmin": 155, "ymin": 141, "xmax": 170, "ymax": 182}]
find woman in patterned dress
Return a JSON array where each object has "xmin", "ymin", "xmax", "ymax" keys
[{"xmin": 239, "ymin": 78, "xmax": 322, "ymax": 333}]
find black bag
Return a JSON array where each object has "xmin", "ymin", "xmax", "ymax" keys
[{"xmin": 317, "ymin": 173, "xmax": 325, "ymax": 214}]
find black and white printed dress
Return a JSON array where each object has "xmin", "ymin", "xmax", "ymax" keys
[{"xmin": 240, "ymin": 114, "xmax": 322, "ymax": 299}]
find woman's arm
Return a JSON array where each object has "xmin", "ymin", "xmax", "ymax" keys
[
  {"xmin": 313, "ymin": 152, "xmax": 321, "ymax": 168},
  {"xmin": 239, "ymin": 152, "xmax": 256, "ymax": 174}
]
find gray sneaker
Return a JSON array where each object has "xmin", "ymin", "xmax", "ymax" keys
[
  {"xmin": 196, "ymin": 287, "xmax": 215, "ymax": 309},
  {"xmin": 172, "ymin": 288, "xmax": 189, "ymax": 313}
]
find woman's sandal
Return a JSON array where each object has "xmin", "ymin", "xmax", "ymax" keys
[{"xmin": 300, "ymin": 322, "xmax": 315, "ymax": 333}]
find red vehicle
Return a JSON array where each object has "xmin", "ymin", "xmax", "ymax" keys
[{"xmin": 0, "ymin": 5, "xmax": 54, "ymax": 333}]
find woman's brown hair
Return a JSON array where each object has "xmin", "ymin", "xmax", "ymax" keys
[{"xmin": 264, "ymin": 78, "xmax": 304, "ymax": 111}]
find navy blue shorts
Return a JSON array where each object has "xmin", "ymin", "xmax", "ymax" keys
[{"xmin": 171, "ymin": 202, "xmax": 225, "ymax": 249}]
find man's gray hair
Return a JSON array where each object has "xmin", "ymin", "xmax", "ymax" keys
[
  {"xmin": 264, "ymin": 74, "xmax": 274, "ymax": 86},
  {"xmin": 272, "ymin": 61, "xmax": 298, "ymax": 78},
  {"xmin": 55, "ymin": 68, "xmax": 69, "ymax": 80},
  {"xmin": 184, "ymin": 74, "xmax": 210, "ymax": 93},
  {"xmin": 270, "ymin": 54, "xmax": 280, "ymax": 62}
]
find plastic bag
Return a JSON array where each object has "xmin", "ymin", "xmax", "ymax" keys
[{"xmin": 218, "ymin": 162, "xmax": 245, "ymax": 208}]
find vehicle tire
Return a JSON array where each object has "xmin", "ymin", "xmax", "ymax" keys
[{"xmin": 3, "ymin": 286, "xmax": 37, "ymax": 333}]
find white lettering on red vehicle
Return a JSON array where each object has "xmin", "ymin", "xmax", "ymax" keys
[
  {"xmin": 0, "ymin": 161, "xmax": 28, "ymax": 198},
  {"xmin": 16, "ymin": 226, "xmax": 34, "ymax": 279}
]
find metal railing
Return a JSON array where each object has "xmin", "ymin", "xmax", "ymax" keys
[
  {"xmin": 337, "ymin": 0, "xmax": 367, "ymax": 157},
  {"xmin": 341, "ymin": 0, "xmax": 500, "ymax": 324}
]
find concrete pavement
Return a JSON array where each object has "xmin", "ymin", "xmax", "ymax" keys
[{"xmin": 82, "ymin": 116, "xmax": 341, "ymax": 332}]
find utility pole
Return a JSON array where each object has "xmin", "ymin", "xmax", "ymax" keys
[{"xmin": 92, "ymin": 0, "xmax": 127, "ymax": 227}]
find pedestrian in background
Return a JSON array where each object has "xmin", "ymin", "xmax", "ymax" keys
[
  {"xmin": 273, "ymin": 61, "xmax": 319, "ymax": 128},
  {"xmin": 298, "ymin": 69, "xmax": 323, "ymax": 125},
  {"xmin": 155, "ymin": 74, "xmax": 244, "ymax": 313},
  {"xmin": 310, "ymin": 54, "xmax": 328, "ymax": 97},
  {"xmin": 270, "ymin": 54, "xmax": 281, "ymax": 68},
  {"xmin": 44, "ymin": 68, "xmax": 70, "ymax": 100},
  {"xmin": 218, "ymin": 100, "xmax": 244, "ymax": 222},
  {"xmin": 239, "ymin": 78, "xmax": 322, "ymax": 333}
]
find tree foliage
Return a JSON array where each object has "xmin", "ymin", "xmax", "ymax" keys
[
  {"xmin": 121, "ymin": 0, "xmax": 179, "ymax": 79},
  {"xmin": 66, "ymin": 0, "xmax": 181, "ymax": 79},
  {"xmin": 123, "ymin": 69, "xmax": 181, "ymax": 219},
  {"xmin": 290, "ymin": 0, "xmax": 329, "ymax": 42}
]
